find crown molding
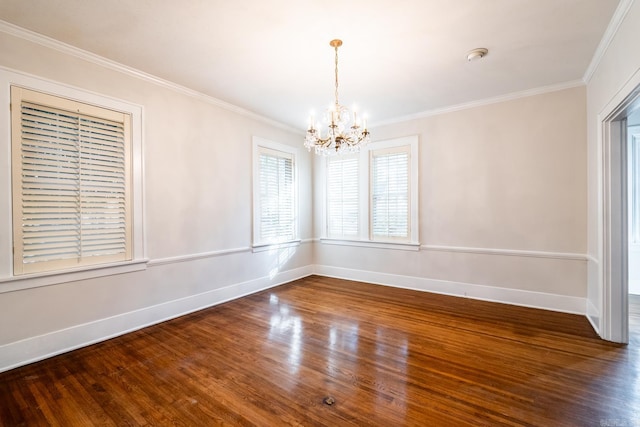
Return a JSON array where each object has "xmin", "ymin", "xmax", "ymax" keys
[
  {"xmin": 583, "ymin": 0, "xmax": 636, "ymax": 84},
  {"xmin": 0, "ymin": 20, "xmax": 301, "ymax": 134},
  {"xmin": 372, "ymin": 79, "xmax": 585, "ymax": 128}
]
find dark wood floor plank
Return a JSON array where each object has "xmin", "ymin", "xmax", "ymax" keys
[{"xmin": 1, "ymin": 275, "xmax": 638, "ymax": 426}]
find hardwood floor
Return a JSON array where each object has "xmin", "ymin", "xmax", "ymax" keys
[{"xmin": 1, "ymin": 276, "xmax": 638, "ymax": 426}]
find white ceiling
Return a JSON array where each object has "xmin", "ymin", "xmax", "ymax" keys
[{"xmin": 0, "ymin": 0, "xmax": 621, "ymax": 129}]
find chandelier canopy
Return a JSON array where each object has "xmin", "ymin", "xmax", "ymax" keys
[{"xmin": 304, "ymin": 39, "xmax": 370, "ymax": 156}]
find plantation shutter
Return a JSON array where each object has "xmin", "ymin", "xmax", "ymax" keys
[
  {"xmin": 327, "ymin": 156, "xmax": 359, "ymax": 237},
  {"xmin": 370, "ymin": 146, "xmax": 410, "ymax": 240},
  {"xmin": 258, "ymin": 147, "xmax": 295, "ymax": 243},
  {"xmin": 11, "ymin": 87, "xmax": 131, "ymax": 275}
]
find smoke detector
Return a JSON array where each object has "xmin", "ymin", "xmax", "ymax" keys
[{"xmin": 467, "ymin": 48, "xmax": 489, "ymax": 62}]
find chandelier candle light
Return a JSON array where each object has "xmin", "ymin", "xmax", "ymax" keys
[{"xmin": 304, "ymin": 39, "xmax": 370, "ymax": 155}]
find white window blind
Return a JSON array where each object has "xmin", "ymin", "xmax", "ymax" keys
[
  {"xmin": 321, "ymin": 135, "xmax": 418, "ymax": 248},
  {"xmin": 327, "ymin": 156, "xmax": 359, "ymax": 238},
  {"xmin": 371, "ymin": 147, "xmax": 410, "ymax": 240},
  {"xmin": 257, "ymin": 146, "xmax": 295, "ymax": 244},
  {"xmin": 11, "ymin": 87, "xmax": 131, "ymax": 275}
]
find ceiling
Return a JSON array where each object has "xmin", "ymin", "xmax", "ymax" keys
[{"xmin": 0, "ymin": 0, "xmax": 621, "ymax": 130}]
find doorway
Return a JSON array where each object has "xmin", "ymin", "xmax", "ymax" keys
[
  {"xmin": 630, "ymin": 120, "xmax": 640, "ymax": 295},
  {"xmin": 629, "ymin": 117, "xmax": 640, "ymax": 343},
  {"xmin": 600, "ymin": 78, "xmax": 640, "ymax": 343}
]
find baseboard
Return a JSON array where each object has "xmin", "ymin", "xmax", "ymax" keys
[
  {"xmin": 313, "ymin": 265, "xmax": 587, "ymax": 315},
  {"xmin": 586, "ymin": 298, "xmax": 601, "ymax": 335},
  {"xmin": 0, "ymin": 265, "xmax": 313, "ymax": 373}
]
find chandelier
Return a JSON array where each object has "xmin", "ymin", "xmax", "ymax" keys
[{"xmin": 304, "ymin": 39, "xmax": 370, "ymax": 156}]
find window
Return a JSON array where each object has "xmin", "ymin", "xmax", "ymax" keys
[
  {"xmin": 371, "ymin": 145, "xmax": 410, "ymax": 240},
  {"xmin": 0, "ymin": 70, "xmax": 144, "ymax": 288},
  {"xmin": 327, "ymin": 155, "xmax": 359, "ymax": 238},
  {"xmin": 11, "ymin": 87, "xmax": 132, "ymax": 275},
  {"xmin": 324, "ymin": 135, "xmax": 419, "ymax": 249},
  {"xmin": 253, "ymin": 137, "xmax": 298, "ymax": 248}
]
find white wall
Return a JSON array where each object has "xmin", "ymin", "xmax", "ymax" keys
[
  {"xmin": 314, "ymin": 87, "xmax": 588, "ymax": 313},
  {"xmin": 586, "ymin": 0, "xmax": 640, "ymax": 331},
  {"xmin": 0, "ymin": 28, "xmax": 313, "ymax": 371}
]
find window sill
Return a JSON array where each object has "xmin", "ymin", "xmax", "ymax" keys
[
  {"xmin": 0, "ymin": 259, "xmax": 149, "ymax": 294},
  {"xmin": 252, "ymin": 239, "xmax": 302, "ymax": 253},
  {"xmin": 320, "ymin": 238, "xmax": 421, "ymax": 251}
]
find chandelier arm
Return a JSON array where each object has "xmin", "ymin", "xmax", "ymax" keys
[
  {"xmin": 319, "ymin": 138, "xmax": 332, "ymax": 147},
  {"xmin": 341, "ymin": 134, "xmax": 355, "ymax": 145},
  {"xmin": 359, "ymin": 130, "xmax": 370, "ymax": 144}
]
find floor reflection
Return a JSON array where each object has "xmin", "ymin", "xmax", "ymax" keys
[
  {"xmin": 325, "ymin": 318, "xmax": 409, "ymax": 421},
  {"xmin": 375, "ymin": 327, "xmax": 408, "ymax": 414},
  {"xmin": 266, "ymin": 291, "xmax": 409, "ymax": 421},
  {"xmin": 268, "ymin": 294, "xmax": 302, "ymax": 375},
  {"xmin": 329, "ymin": 323, "xmax": 359, "ymax": 353}
]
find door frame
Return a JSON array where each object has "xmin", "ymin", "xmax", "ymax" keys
[{"xmin": 599, "ymin": 71, "xmax": 640, "ymax": 343}]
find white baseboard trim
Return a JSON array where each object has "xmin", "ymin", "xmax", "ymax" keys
[
  {"xmin": 313, "ymin": 265, "xmax": 587, "ymax": 315},
  {"xmin": 586, "ymin": 299, "xmax": 601, "ymax": 335},
  {"xmin": 0, "ymin": 265, "xmax": 313, "ymax": 373}
]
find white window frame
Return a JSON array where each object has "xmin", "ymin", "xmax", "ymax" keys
[
  {"xmin": 321, "ymin": 135, "xmax": 419, "ymax": 251},
  {"xmin": 252, "ymin": 136, "xmax": 299, "ymax": 251},
  {"xmin": 0, "ymin": 68, "xmax": 146, "ymax": 293}
]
